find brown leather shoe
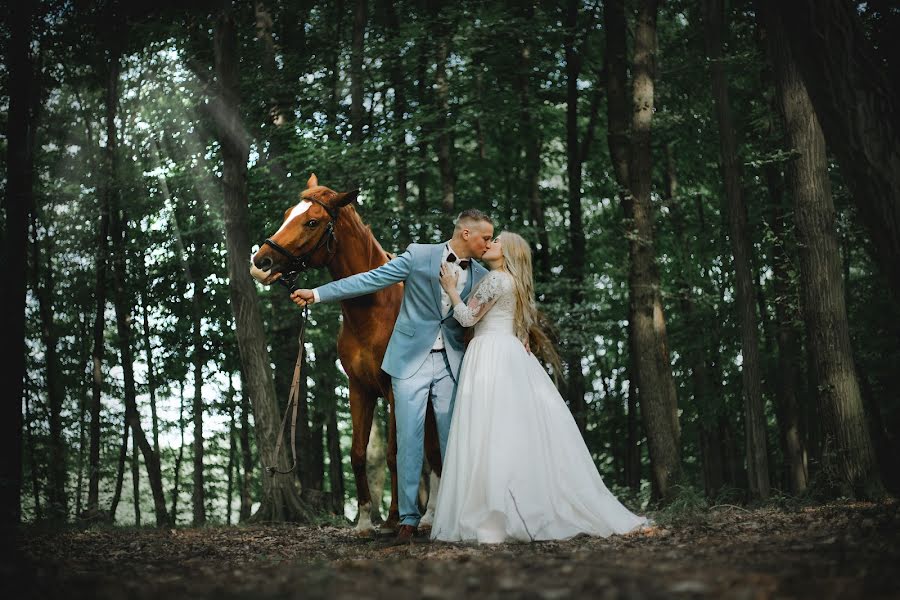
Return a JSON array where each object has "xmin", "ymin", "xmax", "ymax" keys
[{"xmin": 396, "ymin": 524, "xmax": 417, "ymax": 543}]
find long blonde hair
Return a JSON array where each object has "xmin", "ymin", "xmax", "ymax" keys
[{"xmin": 498, "ymin": 232, "xmax": 564, "ymax": 382}]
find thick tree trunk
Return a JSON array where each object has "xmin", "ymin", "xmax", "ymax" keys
[
  {"xmin": 764, "ymin": 5, "xmax": 883, "ymax": 499},
  {"xmin": 704, "ymin": 0, "xmax": 770, "ymax": 500},
  {"xmin": 1, "ymin": 0, "xmax": 34, "ymax": 531},
  {"xmin": 619, "ymin": 0, "xmax": 682, "ymax": 502},
  {"xmin": 776, "ymin": 1, "xmax": 900, "ymax": 301},
  {"xmin": 215, "ymin": 3, "xmax": 313, "ymax": 523}
]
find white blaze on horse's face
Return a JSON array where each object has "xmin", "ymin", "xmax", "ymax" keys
[{"xmin": 273, "ymin": 199, "xmax": 313, "ymax": 237}]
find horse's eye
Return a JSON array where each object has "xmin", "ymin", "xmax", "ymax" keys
[{"xmin": 306, "ymin": 220, "xmax": 319, "ymax": 228}]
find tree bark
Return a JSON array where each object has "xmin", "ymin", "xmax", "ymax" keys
[
  {"xmin": 606, "ymin": 0, "xmax": 682, "ymax": 502},
  {"xmin": 776, "ymin": 1, "xmax": 900, "ymax": 302},
  {"xmin": 1, "ymin": 0, "xmax": 34, "ymax": 532},
  {"xmin": 29, "ymin": 217, "xmax": 68, "ymax": 521},
  {"xmin": 349, "ymin": 0, "xmax": 367, "ymax": 188},
  {"xmin": 383, "ymin": 0, "xmax": 410, "ymax": 247},
  {"xmin": 704, "ymin": 0, "xmax": 770, "ymax": 500},
  {"xmin": 215, "ymin": 2, "xmax": 313, "ymax": 523},
  {"xmin": 239, "ymin": 369, "xmax": 254, "ymax": 522},
  {"xmin": 434, "ymin": 2, "xmax": 455, "ymax": 218},
  {"xmin": 764, "ymin": 4, "xmax": 883, "ymax": 499}
]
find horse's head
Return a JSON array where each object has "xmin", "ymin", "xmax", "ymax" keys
[{"xmin": 250, "ymin": 173, "xmax": 358, "ymax": 288}]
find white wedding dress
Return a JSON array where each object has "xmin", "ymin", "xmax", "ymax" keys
[{"xmin": 431, "ymin": 270, "xmax": 649, "ymax": 543}]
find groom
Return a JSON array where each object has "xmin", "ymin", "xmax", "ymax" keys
[{"xmin": 291, "ymin": 209, "xmax": 494, "ymax": 541}]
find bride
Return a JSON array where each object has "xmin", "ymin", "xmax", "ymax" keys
[{"xmin": 431, "ymin": 232, "xmax": 649, "ymax": 543}]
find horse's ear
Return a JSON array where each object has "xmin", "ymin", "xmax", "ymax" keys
[
  {"xmin": 334, "ymin": 189, "xmax": 359, "ymax": 208},
  {"xmin": 306, "ymin": 173, "xmax": 318, "ymax": 189}
]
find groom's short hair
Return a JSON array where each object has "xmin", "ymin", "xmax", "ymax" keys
[{"xmin": 454, "ymin": 209, "xmax": 493, "ymax": 233}]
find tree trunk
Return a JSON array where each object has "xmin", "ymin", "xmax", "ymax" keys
[
  {"xmin": 226, "ymin": 373, "xmax": 237, "ymax": 525},
  {"xmin": 349, "ymin": 0, "xmax": 367, "ymax": 188},
  {"xmin": 132, "ymin": 427, "xmax": 141, "ymax": 526},
  {"xmin": 434, "ymin": 3, "xmax": 455, "ymax": 219},
  {"xmin": 24, "ymin": 390, "xmax": 42, "ymax": 521},
  {"xmin": 104, "ymin": 46, "xmax": 171, "ymax": 525},
  {"xmin": 563, "ymin": 0, "xmax": 588, "ymax": 434},
  {"xmin": 630, "ymin": 0, "xmax": 682, "ymax": 501},
  {"xmin": 29, "ymin": 217, "xmax": 68, "ymax": 521},
  {"xmin": 137, "ymin": 254, "xmax": 160, "ymax": 455},
  {"xmin": 764, "ymin": 4, "xmax": 883, "ymax": 499},
  {"xmin": 327, "ymin": 402, "xmax": 345, "ymax": 515},
  {"xmin": 171, "ymin": 382, "xmax": 186, "ymax": 523},
  {"xmin": 383, "ymin": 0, "xmax": 410, "ymax": 247},
  {"xmin": 776, "ymin": 1, "xmax": 900, "ymax": 302},
  {"xmin": 191, "ymin": 297, "xmax": 206, "ymax": 526},
  {"xmin": 109, "ymin": 420, "xmax": 129, "ymax": 521},
  {"xmin": 513, "ymin": 2, "xmax": 550, "ymax": 274},
  {"xmin": 239, "ymin": 370, "xmax": 254, "ymax": 522},
  {"xmin": 215, "ymin": 2, "xmax": 313, "ymax": 523},
  {"xmin": 1, "ymin": 0, "xmax": 34, "ymax": 531},
  {"xmin": 704, "ymin": 0, "xmax": 770, "ymax": 500}
]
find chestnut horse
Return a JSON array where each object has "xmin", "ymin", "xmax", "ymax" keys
[{"xmin": 249, "ymin": 174, "xmax": 442, "ymax": 533}]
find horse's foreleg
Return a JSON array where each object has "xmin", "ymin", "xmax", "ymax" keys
[
  {"xmin": 383, "ymin": 387, "xmax": 400, "ymax": 531},
  {"xmin": 349, "ymin": 381, "xmax": 376, "ymax": 535},
  {"xmin": 419, "ymin": 402, "xmax": 443, "ymax": 531}
]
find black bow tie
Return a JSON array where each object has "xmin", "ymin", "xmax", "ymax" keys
[{"xmin": 446, "ymin": 253, "xmax": 470, "ymax": 270}]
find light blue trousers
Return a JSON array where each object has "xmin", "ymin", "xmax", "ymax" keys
[{"xmin": 391, "ymin": 350, "xmax": 457, "ymax": 527}]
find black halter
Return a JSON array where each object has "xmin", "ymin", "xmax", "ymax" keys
[{"xmin": 263, "ymin": 198, "xmax": 339, "ymax": 291}]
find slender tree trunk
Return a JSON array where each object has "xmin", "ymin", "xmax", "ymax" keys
[
  {"xmin": 760, "ymin": 128, "xmax": 808, "ymax": 494},
  {"xmin": 776, "ymin": 1, "xmax": 900, "ymax": 301},
  {"xmin": 24, "ymin": 390, "xmax": 42, "ymax": 521},
  {"xmin": 366, "ymin": 413, "xmax": 386, "ymax": 523},
  {"xmin": 132, "ymin": 428, "xmax": 141, "ymax": 526},
  {"xmin": 105, "ymin": 46, "xmax": 170, "ymax": 525},
  {"xmin": 191, "ymin": 305, "xmax": 206, "ymax": 526},
  {"xmin": 764, "ymin": 5, "xmax": 883, "ymax": 499},
  {"xmin": 29, "ymin": 218, "xmax": 68, "ymax": 521},
  {"xmin": 75, "ymin": 313, "xmax": 90, "ymax": 518},
  {"xmin": 226, "ymin": 373, "xmax": 236, "ymax": 525},
  {"xmin": 1, "ymin": 0, "xmax": 34, "ymax": 531},
  {"xmin": 415, "ymin": 0, "xmax": 432, "ymax": 228},
  {"xmin": 215, "ymin": 2, "xmax": 313, "ymax": 522},
  {"xmin": 514, "ymin": 2, "xmax": 550, "ymax": 274},
  {"xmin": 349, "ymin": 0, "xmax": 367, "ymax": 189},
  {"xmin": 171, "ymin": 383, "xmax": 186, "ymax": 523},
  {"xmin": 434, "ymin": 3, "xmax": 455, "ymax": 219},
  {"xmin": 704, "ymin": 0, "xmax": 770, "ymax": 500},
  {"xmin": 137, "ymin": 255, "xmax": 160, "ymax": 455},
  {"xmin": 563, "ymin": 0, "xmax": 588, "ymax": 434},
  {"xmin": 383, "ymin": 0, "xmax": 410, "ymax": 247},
  {"xmin": 109, "ymin": 420, "xmax": 129, "ymax": 521},
  {"xmin": 327, "ymin": 402, "xmax": 345, "ymax": 515},
  {"xmin": 239, "ymin": 370, "xmax": 254, "ymax": 522}
]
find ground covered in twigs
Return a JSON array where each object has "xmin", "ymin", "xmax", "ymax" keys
[{"xmin": 12, "ymin": 500, "xmax": 900, "ymax": 599}]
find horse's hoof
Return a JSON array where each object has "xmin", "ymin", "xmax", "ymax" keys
[{"xmin": 380, "ymin": 517, "xmax": 400, "ymax": 533}]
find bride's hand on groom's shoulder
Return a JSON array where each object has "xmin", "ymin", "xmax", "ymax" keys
[{"xmin": 439, "ymin": 263, "xmax": 458, "ymax": 291}]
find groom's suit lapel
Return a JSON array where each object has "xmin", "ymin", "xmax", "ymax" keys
[{"xmin": 430, "ymin": 244, "xmax": 444, "ymax": 314}]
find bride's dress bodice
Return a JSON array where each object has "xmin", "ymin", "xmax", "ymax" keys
[{"xmin": 452, "ymin": 270, "xmax": 517, "ymax": 339}]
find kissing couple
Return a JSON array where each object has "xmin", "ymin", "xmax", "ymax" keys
[{"xmin": 291, "ymin": 209, "xmax": 649, "ymax": 544}]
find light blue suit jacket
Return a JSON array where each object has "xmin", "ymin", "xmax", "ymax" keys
[{"xmin": 316, "ymin": 242, "xmax": 487, "ymax": 381}]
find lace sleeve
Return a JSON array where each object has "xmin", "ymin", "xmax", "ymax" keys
[{"xmin": 452, "ymin": 271, "xmax": 506, "ymax": 327}]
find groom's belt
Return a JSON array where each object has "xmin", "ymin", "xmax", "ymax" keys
[{"xmin": 429, "ymin": 348, "xmax": 446, "ymax": 353}]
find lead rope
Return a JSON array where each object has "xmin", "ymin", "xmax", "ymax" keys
[{"xmin": 266, "ymin": 304, "xmax": 309, "ymax": 476}]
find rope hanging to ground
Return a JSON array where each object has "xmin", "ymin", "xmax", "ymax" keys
[{"xmin": 266, "ymin": 304, "xmax": 309, "ymax": 476}]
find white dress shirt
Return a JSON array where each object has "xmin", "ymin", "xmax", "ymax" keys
[{"xmin": 432, "ymin": 242, "xmax": 468, "ymax": 350}]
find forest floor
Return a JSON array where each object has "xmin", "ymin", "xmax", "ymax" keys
[{"xmin": 10, "ymin": 499, "xmax": 900, "ymax": 600}]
